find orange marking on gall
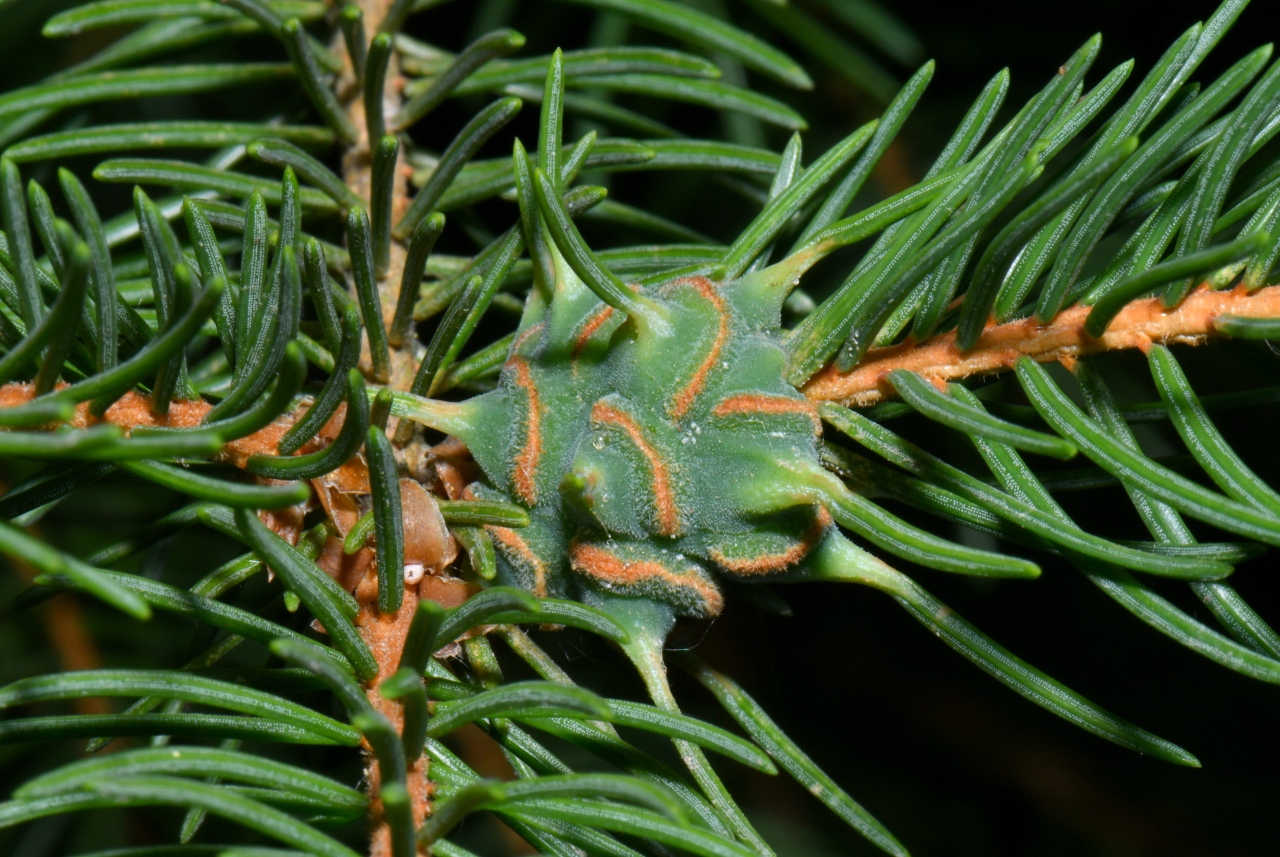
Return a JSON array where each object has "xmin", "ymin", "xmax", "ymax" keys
[
  {"xmin": 507, "ymin": 357, "xmax": 542, "ymax": 504},
  {"xmin": 511, "ymin": 322, "xmax": 544, "ymax": 356},
  {"xmin": 488, "ymin": 525, "xmax": 548, "ymax": 597},
  {"xmin": 668, "ymin": 277, "xmax": 729, "ymax": 420},
  {"xmin": 590, "ymin": 400, "xmax": 681, "ymax": 536},
  {"xmin": 711, "ymin": 507, "xmax": 832, "ymax": 576},
  {"xmin": 712, "ymin": 393, "xmax": 820, "ymax": 433},
  {"xmin": 571, "ymin": 542, "xmax": 723, "ymax": 615},
  {"xmin": 572, "ymin": 305, "xmax": 615, "ymax": 359}
]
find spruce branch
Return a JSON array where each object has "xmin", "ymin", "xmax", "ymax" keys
[
  {"xmin": 335, "ymin": 0, "xmax": 419, "ymax": 393},
  {"xmin": 327, "ymin": 4, "xmax": 438, "ymax": 852},
  {"xmin": 805, "ymin": 283, "xmax": 1280, "ymax": 406},
  {"xmin": 5, "ymin": 1, "xmax": 1280, "ymax": 855}
]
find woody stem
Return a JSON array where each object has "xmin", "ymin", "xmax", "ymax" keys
[
  {"xmin": 803, "ymin": 284, "xmax": 1280, "ymax": 406},
  {"xmin": 332, "ymin": 2, "xmax": 433, "ymax": 855}
]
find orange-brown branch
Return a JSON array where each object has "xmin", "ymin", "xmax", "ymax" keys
[
  {"xmin": 336, "ymin": 0, "xmax": 416, "ymax": 393},
  {"xmin": 333, "ymin": 1, "xmax": 435, "ymax": 852},
  {"xmin": 804, "ymin": 284, "xmax": 1280, "ymax": 406},
  {"xmin": 0, "ymin": 386, "xmax": 302, "ymax": 466}
]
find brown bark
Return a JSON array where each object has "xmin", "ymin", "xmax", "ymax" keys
[
  {"xmin": 803, "ymin": 284, "xmax": 1280, "ymax": 406},
  {"xmin": 332, "ymin": 2, "xmax": 436, "ymax": 854},
  {"xmin": 337, "ymin": 0, "xmax": 420, "ymax": 395}
]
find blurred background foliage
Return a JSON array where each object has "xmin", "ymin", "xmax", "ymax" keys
[{"xmin": 1, "ymin": 0, "xmax": 1278, "ymax": 855}]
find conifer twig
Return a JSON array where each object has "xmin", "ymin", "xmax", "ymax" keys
[
  {"xmin": 804, "ymin": 284, "xmax": 1280, "ymax": 406},
  {"xmin": 332, "ymin": 3, "xmax": 433, "ymax": 852},
  {"xmin": 335, "ymin": 0, "xmax": 419, "ymax": 394}
]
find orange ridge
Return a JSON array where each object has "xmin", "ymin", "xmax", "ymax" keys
[
  {"xmin": 712, "ymin": 392, "xmax": 821, "ymax": 434},
  {"xmin": 589, "ymin": 399, "xmax": 681, "ymax": 537},
  {"xmin": 710, "ymin": 507, "xmax": 832, "ymax": 576},
  {"xmin": 570, "ymin": 541, "xmax": 723, "ymax": 616},
  {"xmin": 506, "ymin": 357, "xmax": 543, "ymax": 505},
  {"xmin": 668, "ymin": 277, "xmax": 729, "ymax": 421}
]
